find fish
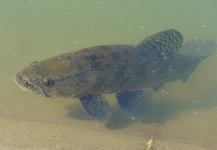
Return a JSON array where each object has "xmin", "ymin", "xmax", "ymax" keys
[{"xmin": 14, "ymin": 29, "xmax": 217, "ymax": 121}]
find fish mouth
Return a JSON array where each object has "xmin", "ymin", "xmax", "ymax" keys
[{"xmin": 14, "ymin": 72, "xmax": 48, "ymax": 97}]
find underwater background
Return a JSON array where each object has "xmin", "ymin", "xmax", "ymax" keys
[{"xmin": 0, "ymin": 0, "xmax": 217, "ymax": 149}]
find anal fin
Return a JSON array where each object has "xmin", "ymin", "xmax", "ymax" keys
[
  {"xmin": 116, "ymin": 90, "xmax": 153, "ymax": 120},
  {"xmin": 79, "ymin": 94, "xmax": 111, "ymax": 121}
]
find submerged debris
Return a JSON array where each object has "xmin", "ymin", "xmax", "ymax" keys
[{"xmin": 144, "ymin": 124, "xmax": 163, "ymax": 150}]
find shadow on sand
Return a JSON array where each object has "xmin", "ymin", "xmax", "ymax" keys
[{"xmin": 66, "ymin": 91, "xmax": 217, "ymax": 130}]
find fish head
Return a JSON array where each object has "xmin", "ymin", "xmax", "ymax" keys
[
  {"xmin": 15, "ymin": 56, "xmax": 97, "ymax": 98},
  {"xmin": 15, "ymin": 70, "xmax": 55, "ymax": 97},
  {"xmin": 15, "ymin": 60, "xmax": 62, "ymax": 97}
]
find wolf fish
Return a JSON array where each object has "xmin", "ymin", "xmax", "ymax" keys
[{"xmin": 14, "ymin": 29, "xmax": 216, "ymax": 121}]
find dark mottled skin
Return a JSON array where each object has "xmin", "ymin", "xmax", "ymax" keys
[
  {"xmin": 15, "ymin": 44, "xmax": 197, "ymax": 97},
  {"xmin": 14, "ymin": 29, "xmax": 216, "ymax": 100},
  {"xmin": 70, "ymin": 45, "xmax": 200, "ymax": 95}
]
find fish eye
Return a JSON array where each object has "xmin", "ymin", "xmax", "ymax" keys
[{"xmin": 43, "ymin": 78, "xmax": 54, "ymax": 87}]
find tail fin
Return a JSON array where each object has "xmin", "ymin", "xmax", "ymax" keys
[{"xmin": 177, "ymin": 39, "xmax": 217, "ymax": 59}]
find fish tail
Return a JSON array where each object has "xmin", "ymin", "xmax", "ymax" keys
[{"xmin": 177, "ymin": 39, "xmax": 217, "ymax": 59}]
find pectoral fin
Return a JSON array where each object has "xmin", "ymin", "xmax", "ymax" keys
[
  {"xmin": 116, "ymin": 90, "xmax": 153, "ymax": 120},
  {"xmin": 79, "ymin": 94, "xmax": 111, "ymax": 121}
]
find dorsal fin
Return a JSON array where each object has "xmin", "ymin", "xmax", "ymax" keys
[{"xmin": 136, "ymin": 29, "xmax": 183, "ymax": 54}]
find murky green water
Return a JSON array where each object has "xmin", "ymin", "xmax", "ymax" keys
[{"xmin": 0, "ymin": 0, "xmax": 217, "ymax": 149}]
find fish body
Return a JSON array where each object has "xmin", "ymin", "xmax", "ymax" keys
[{"xmin": 15, "ymin": 29, "xmax": 216, "ymax": 121}]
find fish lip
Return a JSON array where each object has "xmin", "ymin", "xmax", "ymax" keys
[
  {"xmin": 40, "ymin": 86, "xmax": 51, "ymax": 97},
  {"xmin": 15, "ymin": 72, "xmax": 52, "ymax": 98},
  {"xmin": 14, "ymin": 72, "xmax": 43, "ymax": 96}
]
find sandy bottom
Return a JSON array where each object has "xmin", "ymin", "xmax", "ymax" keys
[
  {"xmin": 0, "ymin": 81, "xmax": 217, "ymax": 150},
  {"xmin": 0, "ymin": 116, "xmax": 215, "ymax": 150}
]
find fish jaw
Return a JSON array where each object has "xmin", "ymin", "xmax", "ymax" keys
[{"xmin": 14, "ymin": 72, "xmax": 50, "ymax": 97}]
